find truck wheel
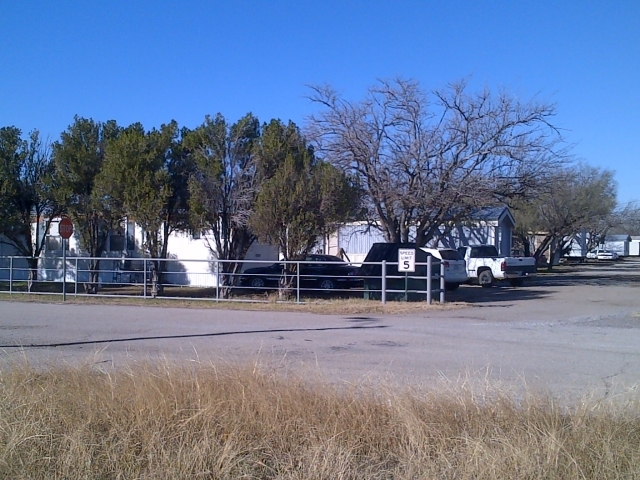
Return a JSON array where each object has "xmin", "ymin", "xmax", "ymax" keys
[
  {"xmin": 319, "ymin": 279, "xmax": 335, "ymax": 291},
  {"xmin": 478, "ymin": 270, "xmax": 494, "ymax": 288},
  {"xmin": 509, "ymin": 278, "xmax": 524, "ymax": 287}
]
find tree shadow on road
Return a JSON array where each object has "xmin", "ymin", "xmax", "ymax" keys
[
  {"xmin": 536, "ymin": 261, "xmax": 640, "ymax": 287},
  {"xmin": 537, "ymin": 273, "xmax": 640, "ymax": 287},
  {"xmin": 447, "ymin": 260, "xmax": 640, "ymax": 304},
  {"xmin": 445, "ymin": 284, "xmax": 552, "ymax": 304}
]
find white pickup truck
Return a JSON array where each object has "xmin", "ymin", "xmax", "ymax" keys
[{"xmin": 457, "ymin": 245, "xmax": 537, "ymax": 287}]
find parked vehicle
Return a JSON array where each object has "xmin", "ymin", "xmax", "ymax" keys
[
  {"xmin": 358, "ymin": 243, "xmax": 435, "ymax": 301},
  {"xmin": 239, "ymin": 254, "xmax": 361, "ymax": 292},
  {"xmin": 457, "ymin": 245, "xmax": 537, "ymax": 287},
  {"xmin": 421, "ymin": 247, "xmax": 468, "ymax": 290},
  {"xmin": 586, "ymin": 249, "xmax": 618, "ymax": 260},
  {"xmin": 598, "ymin": 250, "xmax": 618, "ymax": 260}
]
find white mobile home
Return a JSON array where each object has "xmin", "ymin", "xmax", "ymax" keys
[
  {"xmin": 603, "ymin": 235, "xmax": 631, "ymax": 257},
  {"xmin": 5, "ymin": 217, "xmax": 278, "ymax": 287},
  {"xmin": 324, "ymin": 207, "xmax": 516, "ymax": 263},
  {"xmin": 441, "ymin": 207, "xmax": 515, "ymax": 256}
]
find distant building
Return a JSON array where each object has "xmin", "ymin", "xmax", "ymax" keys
[
  {"xmin": 442, "ymin": 207, "xmax": 515, "ymax": 256},
  {"xmin": 324, "ymin": 206, "xmax": 516, "ymax": 264},
  {"xmin": 603, "ymin": 234, "xmax": 632, "ymax": 257},
  {"xmin": 563, "ymin": 230, "xmax": 590, "ymax": 258}
]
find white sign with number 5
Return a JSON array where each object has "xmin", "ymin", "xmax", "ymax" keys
[{"xmin": 398, "ymin": 248, "xmax": 416, "ymax": 272}]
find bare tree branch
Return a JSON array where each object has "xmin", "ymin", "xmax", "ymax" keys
[{"xmin": 306, "ymin": 78, "xmax": 567, "ymax": 246}]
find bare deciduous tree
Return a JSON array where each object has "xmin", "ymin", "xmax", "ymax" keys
[
  {"xmin": 306, "ymin": 78, "xmax": 566, "ymax": 246},
  {"xmin": 607, "ymin": 201, "xmax": 640, "ymax": 237},
  {"xmin": 511, "ymin": 164, "xmax": 617, "ymax": 266}
]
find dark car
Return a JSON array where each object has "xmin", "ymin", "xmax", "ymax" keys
[{"xmin": 240, "ymin": 254, "xmax": 361, "ymax": 291}]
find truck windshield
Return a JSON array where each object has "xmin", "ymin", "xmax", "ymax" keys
[
  {"xmin": 470, "ymin": 246, "xmax": 500, "ymax": 258},
  {"xmin": 439, "ymin": 249, "xmax": 463, "ymax": 260}
]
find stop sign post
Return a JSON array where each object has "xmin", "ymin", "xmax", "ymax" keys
[{"xmin": 59, "ymin": 218, "xmax": 73, "ymax": 300}]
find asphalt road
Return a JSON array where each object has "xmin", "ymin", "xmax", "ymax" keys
[{"xmin": 2, "ymin": 260, "xmax": 639, "ymax": 402}]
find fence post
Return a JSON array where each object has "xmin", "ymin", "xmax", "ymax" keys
[
  {"xmin": 74, "ymin": 257, "xmax": 78, "ymax": 296},
  {"xmin": 9, "ymin": 257, "xmax": 13, "ymax": 294},
  {"xmin": 440, "ymin": 261, "xmax": 446, "ymax": 303},
  {"xmin": 296, "ymin": 260, "xmax": 300, "ymax": 304},
  {"xmin": 427, "ymin": 256, "xmax": 432, "ymax": 304},
  {"xmin": 216, "ymin": 259, "xmax": 220, "ymax": 302},
  {"xmin": 143, "ymin": 258, "xmax": 147, "ymax": 299},
  {"xmin": 381, "ymin": 260, "xmax": 386, "ymax": 305}
]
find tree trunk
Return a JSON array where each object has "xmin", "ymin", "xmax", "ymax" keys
[
  {"xmin": 523, "ymin": 237, "xmax": 531, "ymax": 257},
  {"xmin": 150, "ymin": 260, "xmax": 163, "ymax": 297},
  {"xmin": 27, "ymin": 258, "xmax": 38, "ymax": 293},
  {"xmin": 278, "ymin": 264, "xmax": 296, "ymax": 300},
  {"xmin": 84, "ymin": 259, "xmax": 101, "ymax": 294},
  {"xmin": 533, "ymin": 235, "xmax": 553, "ymax": 262},
  {"xmin": 216, "ymin": 260, "xmax": 245, "ymax": 299},
  {"xmin": 546, "ymin": 238, "xmax": 558, "ymax": 271},
  {"xmin": 513, "ymin": 232, "xmax": 532, "ymax": 257}
]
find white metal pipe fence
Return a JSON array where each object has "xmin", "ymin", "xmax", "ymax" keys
[{"xmin": 0, "ymin": 255, "xmax": 446, "ymax": 304}]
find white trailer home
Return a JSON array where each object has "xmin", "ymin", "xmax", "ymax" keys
[
  {"xmin": 323, "ymin": 207, "xmax": 516, "ymax": 263},
  {"xmin": 603, "ymin": 234, "xmax": 631, "ymax": 257},
  {"xmin": 440, "ymin": 207, "xmax": 515, "ymax": 256},
  {"xmin": 5, "ymin": 217, "xmax": 278, "ymax": 287}
]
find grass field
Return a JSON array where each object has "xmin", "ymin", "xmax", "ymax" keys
[{"xmin": 1, "ymin": 361, "xmax": 639, "ymax": 479}]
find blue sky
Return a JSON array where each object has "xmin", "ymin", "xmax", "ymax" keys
[{"xmin": 2, "ymin": 1, "xmax": 638, "ymax": 204}]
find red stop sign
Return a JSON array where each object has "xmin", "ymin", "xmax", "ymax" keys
[{"xmin": 59, "ymin": 218, "xmax": 74, "ymax": 239}]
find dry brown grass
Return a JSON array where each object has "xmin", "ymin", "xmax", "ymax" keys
[
  {"xmin": 1, "ymin": 361, "xmax": 639, "ymax": 479},
  {"xmin": 0, "ymin": 292, "xmax": 465, "ymax": 315}
]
